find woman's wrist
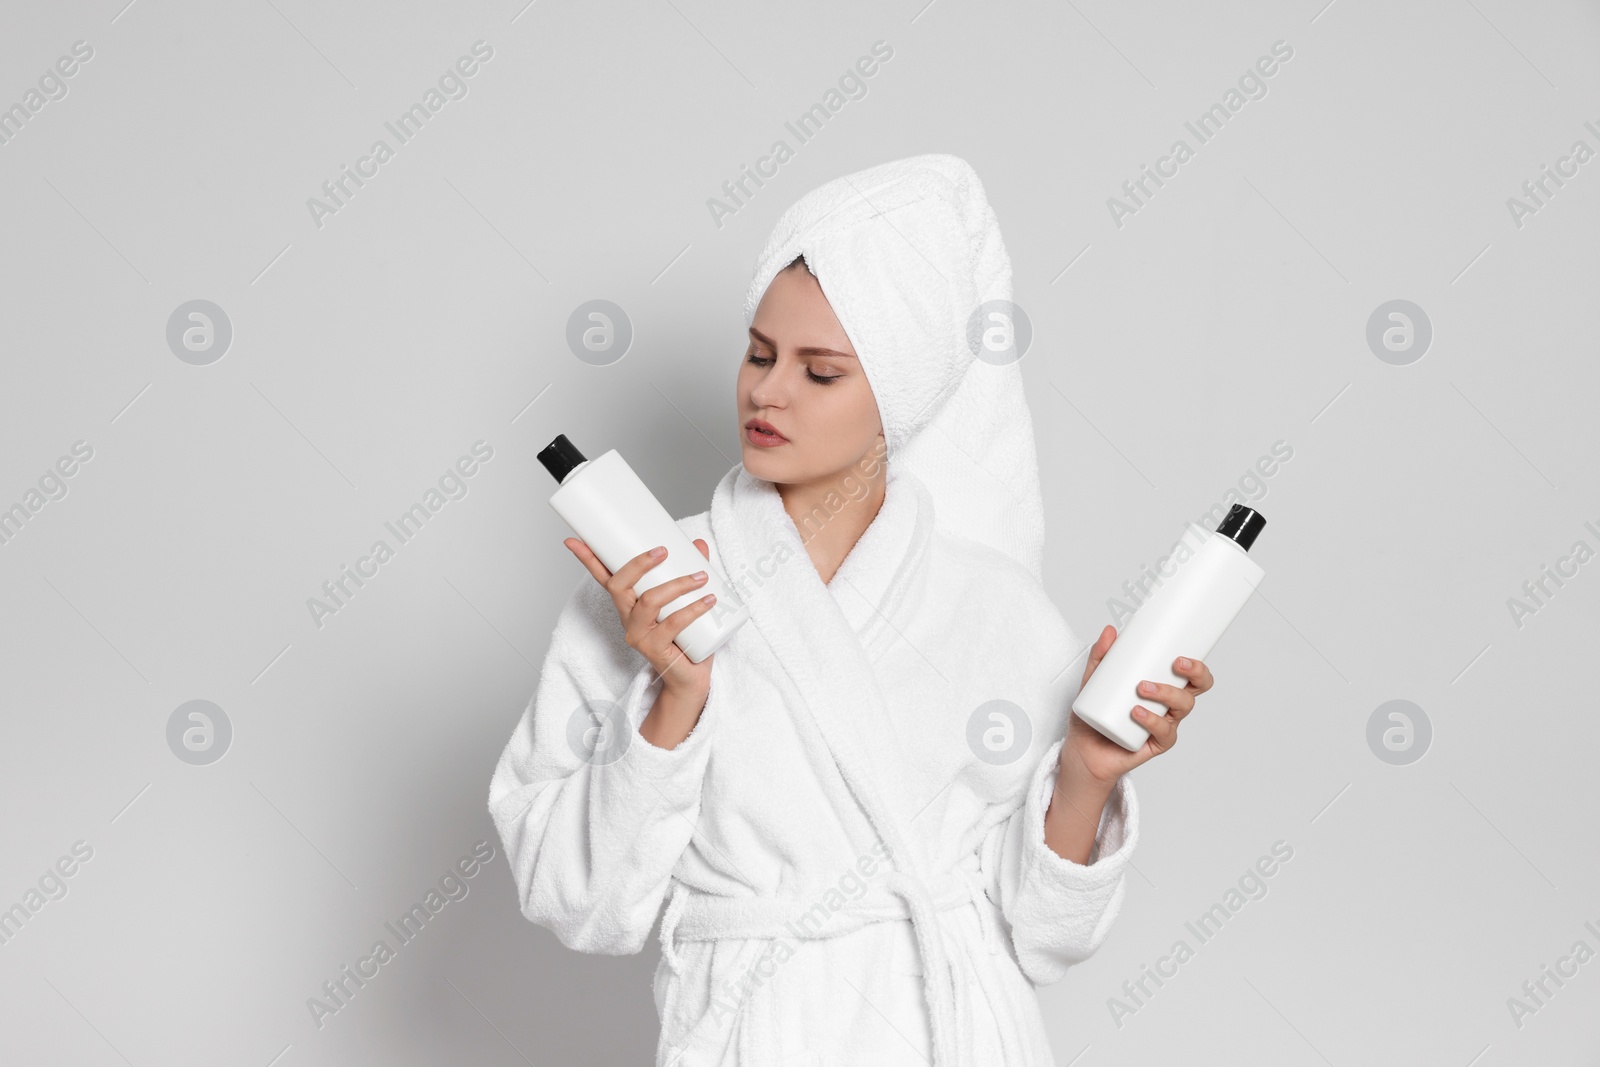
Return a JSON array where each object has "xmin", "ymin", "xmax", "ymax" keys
[
  {"xmin": 638, "ymin": 685, "xmax": 709, "ymax": 750},
  {"xmin": 1043, "ymin": 758, "xmax": 1117, "ymax": 864},
  {"xmin": 1056, "ymin": 732, "xmax": 1124, "ymax": 793},
  {"xmin": 1052, "ymin": 762, "xmax": 1116, "ymax": 815}
]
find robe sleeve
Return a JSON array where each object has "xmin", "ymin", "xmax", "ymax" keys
[
  {"xmin": 487, "ymin": 578, "xmax": 723, "ymax": 956},
  {"xmin": 983, "ymin": 737, "xmax": 1140, "ymax": 986}
]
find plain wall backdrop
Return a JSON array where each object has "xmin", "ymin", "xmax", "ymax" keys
[{"xmin": 1, "ymin": 0, "xmax": 1597, "ymax": 1064}]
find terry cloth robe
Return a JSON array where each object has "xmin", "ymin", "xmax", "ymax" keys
[{"xmin": 487, "ymin": 459, "xmax": 1140, "ymax": 1066}]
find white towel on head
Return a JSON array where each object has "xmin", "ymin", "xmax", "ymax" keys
[{"xmin": 742, "ymin": 152, "xmax": 1048, "ymax": 582}]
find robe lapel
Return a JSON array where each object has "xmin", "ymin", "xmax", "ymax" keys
[
  {"xmin": 825, "ymin": 463, "xmax": 934, "ymax": 654},
  {"xmin": 709, "ymin": 463, "xmax": 936, "ymax": 877}
]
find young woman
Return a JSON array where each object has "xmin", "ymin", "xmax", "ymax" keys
[{"xmin": 489, "ymin": 154, "xmax": 1214, "ymax": 1066}]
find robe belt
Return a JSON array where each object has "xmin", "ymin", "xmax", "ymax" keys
[{"xmin": 659, "ymin": 862, "xmax": 1024, "ymax": 1066}]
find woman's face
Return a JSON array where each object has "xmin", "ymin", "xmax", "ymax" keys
[{"xmin": 737, "ymin": 264, "xmax": 884, "ymax": 486}]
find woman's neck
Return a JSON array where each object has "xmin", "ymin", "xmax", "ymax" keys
[{"xmin": 778, "ymin": 466, "xmax": 887, "ymax": 586}]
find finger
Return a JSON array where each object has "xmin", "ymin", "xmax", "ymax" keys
[
  {"xmin": 606, "ymin": 545, "xmax": 671, "ymax": 600},
  {"xmin": 652, "ymin": 591, "xmax": 720, "ymax": 643},
  {"xmin": 1137, "ymin": 679, "xmax": 1195, "ymax": 720},
  {"xmin": 564, "ymin": 538, "xmax": 614, "ymax": 587},
  {"xmin": 632, "ymin": 569, "xmax": 711, "ymax": 620},
  {"xmin": 638, "ymin": 594, "xmax": 720, "ymax": 663},
  {"xmin": 694, "ymin": 538, "xmax": 711, "ymax": 561},
  {"xmin": 1173, "ymin": 656, "xmax": 1214, "ymax": 694},
  {"xmin": 1080, "ymin": 625, "xmax": 1116, "ymax": 685},
  {"xmin": 1132, "ymin": 705, "xmax": 1179, "ymax": 752}
]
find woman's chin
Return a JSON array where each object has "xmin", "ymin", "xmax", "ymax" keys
[{"xmin": 740, "ymin": 445, "xmax": 790, "ymax": 480}]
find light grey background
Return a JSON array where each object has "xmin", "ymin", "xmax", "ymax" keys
[{"xmin": 2, "ymin": 0, "xmax": 1596, "ymax": 1064}]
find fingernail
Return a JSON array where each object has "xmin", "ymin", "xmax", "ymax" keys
[
  {"xmin": 650, "ymin": 546, "xmax": 666, "ymax": 557},
  {"xmin": 1176, "ymin": 657, "xmax": 1191, "ymax": 669},
  {"xmin": 701, "ymin": 593, "xmax": 717, "ymax": 604},
  {"xmin": 691, "ymin": 570, "xmax": 707, "ymax": 581},
  {"xmin": 1139, "ymin": 681, "xmax": 1154, "ymax": 694}
]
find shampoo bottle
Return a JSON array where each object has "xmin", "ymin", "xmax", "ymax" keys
[
  {"xmin": 538, "ymin": 434, "xmax": 749, "ymax": 663},
  {"xmin": 1071, "ymin": 505, "xmax": 1267, "ymax": 751}
]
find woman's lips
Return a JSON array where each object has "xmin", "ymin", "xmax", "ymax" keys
[{"xmin": 745, "ymin": 421, "xmax": 787, "ymax": 447}]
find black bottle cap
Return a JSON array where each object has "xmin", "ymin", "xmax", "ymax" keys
[
  {"xmin": 1215, "ymin": 504, "xmax": 1266, "ymax": 552},
  {"xmin": 538, "ymin": 434, "xmax": 587, "ymax": 484}
]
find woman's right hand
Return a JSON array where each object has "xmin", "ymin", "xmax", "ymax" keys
[{"xmin": 563, "ymin": 538, "xmax": 717, "ymax": 701}]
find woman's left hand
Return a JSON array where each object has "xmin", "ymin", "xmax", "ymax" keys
[{"xmin": 1059, "ymin": 624, "xmax": 1214, "ymax": 789}]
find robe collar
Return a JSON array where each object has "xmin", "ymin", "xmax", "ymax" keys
[
  {"xmin": 708, "ymin": 459, "xmax": 936, "ymax": 868},
  {"xmin": 705, "ymin": 459, "xmax": 981, "ymax": 1066}
]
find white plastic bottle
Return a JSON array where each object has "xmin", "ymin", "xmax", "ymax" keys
[
  {"xmin": 1072, "ymin": 505, "xmax": 1267, "ymax": 751},
  {"xmin": 539, "ymin": 434, "xmax": 749, "ymax": 663}
]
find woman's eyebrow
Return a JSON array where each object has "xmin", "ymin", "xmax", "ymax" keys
[{"xmin": 748, "ymin": 327, "xmax": 857, "ymax": 359}]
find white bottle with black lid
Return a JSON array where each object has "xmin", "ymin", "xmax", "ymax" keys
[
  {"xmin": 1072, "ymin": 505, "xmax": 1268, "ymax": 751},
  {"xmin": 539, "ymin": 434, "xmax": 750, "ymax": 663}
]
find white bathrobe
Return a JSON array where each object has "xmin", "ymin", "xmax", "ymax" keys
[{"xmin": 488, "ymin": 459, "xmax": 1140, "ymax": 1066}]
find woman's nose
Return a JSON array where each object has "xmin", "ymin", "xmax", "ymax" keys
[{"xmin": 750, "ymin": 374, "xmax": 787, "ymax": 409}]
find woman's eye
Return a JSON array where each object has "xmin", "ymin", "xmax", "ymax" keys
[{"xmin": 745, "ymin": 351, "xmax": 839, "ymax": 385}]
